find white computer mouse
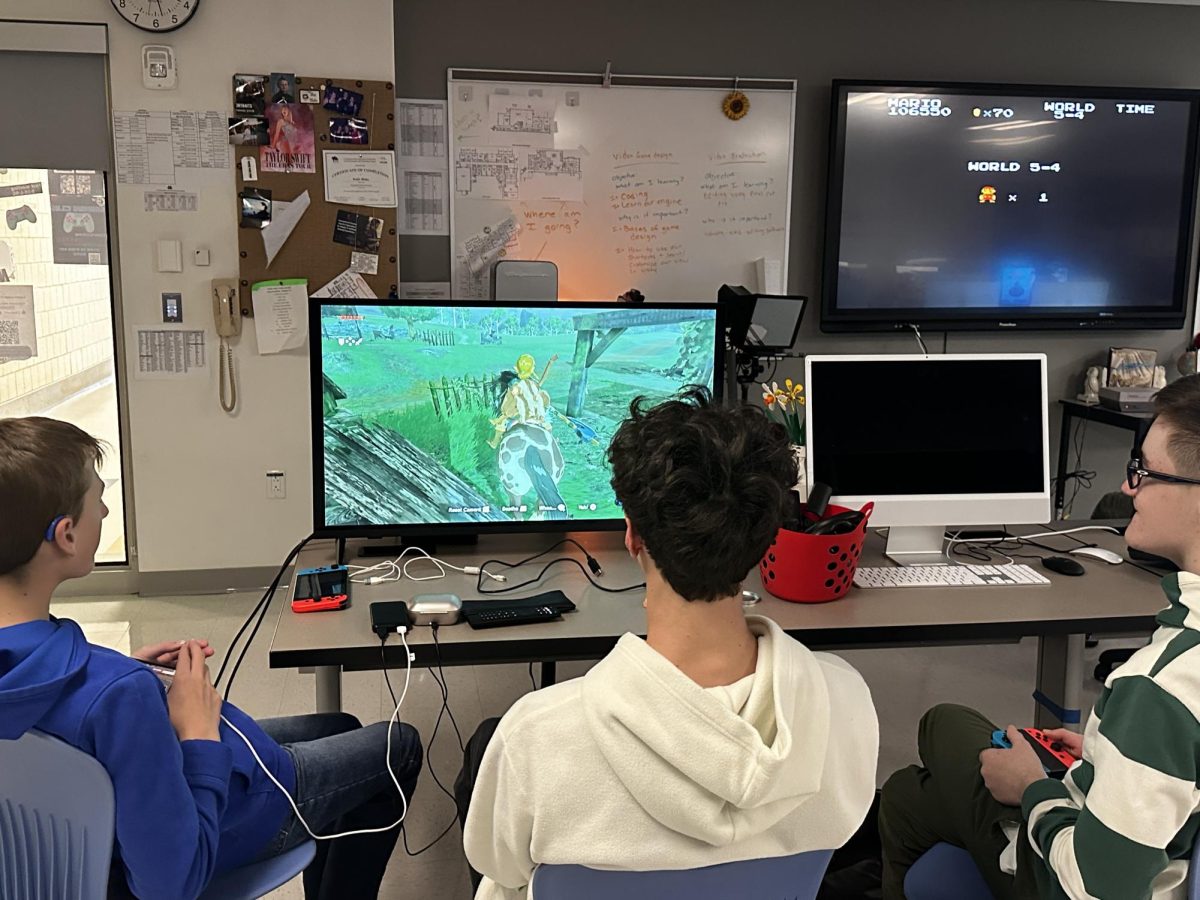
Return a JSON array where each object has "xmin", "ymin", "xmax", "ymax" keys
[{"xmin": 1069, "ymin": 546, "xmax": 1124, "ymax": 565}]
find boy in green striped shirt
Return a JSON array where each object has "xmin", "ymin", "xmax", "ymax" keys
[{"xmin": 879, "ymin": 374, "xmax": 1200, "ymax": 900}]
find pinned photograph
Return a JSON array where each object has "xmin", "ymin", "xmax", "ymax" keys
[
  {"xmin": 269, "ymin": 72, "xmax": 297, "ymax": 105},
  {"xmin": 261, "ymin": 103, "xmax": 316, "ymax": 173},
  {"xmin": 240, "ymin": 188, "xmax": 272, "ymax": 229},
  {"xmin": 329, "ymin": 117, "xmax": 369, "ymax": 145},
  {"xmin": 233, "ymin": 74, "xmax": 267, "ymax": 116},
  {"xmin": 322, "ymin": 85, "xmax": 364, "ymax": 117},
  {"xmin": 333, "ymin": 210, "xmax": 383, "ymax": 254},
  {"xmin": 228, "ymin": 116, "xmax": 269, "ymax": 146}
]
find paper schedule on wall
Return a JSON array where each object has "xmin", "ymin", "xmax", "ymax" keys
[
  {"xmin": 251, "ymin": 279, "xmax": 308, "ymax": 354},
  {"xmin": 396, "ymin": 98, "xmax": 450, "ymax": 235},
  {"xmin": 448, "ymin": 72, "xmax": 795, "ymax": 300}
]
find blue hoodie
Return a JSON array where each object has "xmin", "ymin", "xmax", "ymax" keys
[{"xmin": 0, "ymin": 618, "xmax": 296, "ymax": 900}]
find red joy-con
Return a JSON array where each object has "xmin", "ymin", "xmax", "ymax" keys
[
  {"xmin": 292, "ymin": 594, "xmax": 349, "ymax": 613},
  {"xmin": 1020, "ymin": 727, "xmax": 1077, "ymax": 774}
]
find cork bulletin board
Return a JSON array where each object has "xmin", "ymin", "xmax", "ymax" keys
[{"xmin": 233, "ymin": 75, "xmax": 399, "ymax": 316}]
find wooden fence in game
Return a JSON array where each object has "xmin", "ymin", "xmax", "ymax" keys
[{"xmin": 429, "ymin": 373, "xmax": 496, "ymax": 419}]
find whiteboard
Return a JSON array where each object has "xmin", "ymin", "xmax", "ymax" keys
[{"xmin": 448, "ymin": 71, "xmax": 796, "ymax": 302}]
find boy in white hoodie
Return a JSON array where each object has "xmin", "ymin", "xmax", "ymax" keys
[{"xmin": 460, "ymin": 386, "xmax": 880, "ymax": 900}]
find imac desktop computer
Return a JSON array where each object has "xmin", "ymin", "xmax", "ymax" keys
[
  {"xmin": 804, "ymin": 354, "xmax": 1050, "ymax": 565},
  {"xmin": 309, "ymin": 299, "xmax": 722, "ymax": 540}
]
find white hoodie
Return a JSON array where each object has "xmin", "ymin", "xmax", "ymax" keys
[{"xmin": 463, "ymin": 615, "xmax": 880, "ymax": 900}]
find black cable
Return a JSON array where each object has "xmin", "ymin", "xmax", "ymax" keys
[
  {"xmin": 478, "ymin": 555, "xmax": 644, "ymax": 595},
  {"xmin": 219, "ymin": 535, "xmax": 312, "ymax": 699},
  {"xmin": 475, "ymin": 537, "xmax": 643, "ymax": 595},
  {"xmin": 431, "ymin": 626, "xmax": 465, "ymax": 753},
  {"xmin": 528, "ymin": 662, "xmax": 538, "ymax": 691},
  {"xmin": 1059, "ymin": 417, "xmax": 1096, "ymax": 519},
  {"xmin": 394, "ymin": 626, "xmax": 463, "ymax": 856}
]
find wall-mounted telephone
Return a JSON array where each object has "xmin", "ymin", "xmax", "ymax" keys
[
  {"xmin": 212, "ymin": 279, "xmax": 241, "ymax": 337},
  {"xmin": 212, "ymin": 280, "xmax": 240, "ymax": 412}
]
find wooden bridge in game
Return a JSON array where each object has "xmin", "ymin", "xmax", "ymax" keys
[{"xmin": 565, "ymin": 307, "xmax": 710, "ymax": 416}]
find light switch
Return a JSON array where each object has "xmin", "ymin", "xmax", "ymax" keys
[
  {"xmin": 156, "ymin": 239, "xmax": 182, "ymax": 273},
  {"xmin": 194, "ymin": 247, "xmax": 211, "ymax": 266}
]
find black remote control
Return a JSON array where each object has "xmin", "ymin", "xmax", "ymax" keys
[{"xmin": 467, "ymin": 605, "xmax": 562, "ymax": 629}]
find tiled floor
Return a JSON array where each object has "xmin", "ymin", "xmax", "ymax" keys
[{"xmin": 55, "ymin": 592, "xmax": 1139, "ymax": 899}]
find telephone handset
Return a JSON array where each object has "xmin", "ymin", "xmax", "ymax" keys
[
  {"xmin": 212, "ymin": 280, "xmax": 241, "ymax": 338},
  {"xmin": 212, "ymin": 280, "xmax": 240, "ymax": 412}
]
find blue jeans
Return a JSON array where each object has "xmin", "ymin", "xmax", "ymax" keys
[{"xmin": 255, "ymin": 713, "xmax": 423, "ymax": 900}]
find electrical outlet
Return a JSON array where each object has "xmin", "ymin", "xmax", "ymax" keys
[{"xmin": 266, "ymin": 470, "xmax": 286, "ymax": 499}]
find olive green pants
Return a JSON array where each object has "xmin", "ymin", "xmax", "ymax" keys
[{"xmin": 879, "ymin": 703, "xmax": 1043, "ymax": 900}]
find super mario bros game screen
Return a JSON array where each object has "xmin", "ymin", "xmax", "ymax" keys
[
  {"xmin": 831, "ymin": 86, "xmax": 1197, "ymax": 314},
  {"xmin": 315, "ymin": 302, "xmax": 718, "ymax": 529}
]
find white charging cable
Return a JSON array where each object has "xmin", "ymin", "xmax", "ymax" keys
[
  {"xmin": 220, "ymin": 627, "xmax": 413, "ymax": 840},
  {"xmin": 349, "ymin": 546, "xmax": 505, "ymax": 586}
]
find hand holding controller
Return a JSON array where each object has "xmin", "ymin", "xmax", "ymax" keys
[
  {"xmin": 991, "ymin": 727, "xmax": 1076, "ymax": 777},
  {"xmin": 166, "ymin": 640, "xmax": 222, "ymax": 743}
]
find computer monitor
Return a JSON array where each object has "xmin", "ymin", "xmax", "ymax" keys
[
  {"xmin": 804, "ymin": 354, "xmax": 1050, "ymax": 565},
  {"xmin": 310, "ymin": 299, "xmax": 723, "ymax": 538}
]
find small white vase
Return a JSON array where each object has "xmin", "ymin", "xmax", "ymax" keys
[{"xmin": 791, "ymin": 444, "xmax": 808, "ymax": 500}]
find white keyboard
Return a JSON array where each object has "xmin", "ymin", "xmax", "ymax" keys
[{"xmin": 854, "ymin": 563, "xmax": 1051, "ymax": 589}]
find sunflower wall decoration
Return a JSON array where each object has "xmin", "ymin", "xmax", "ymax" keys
[{"xmin": 722, "ymin": 90, "xmax": 750, "ymax": 121}]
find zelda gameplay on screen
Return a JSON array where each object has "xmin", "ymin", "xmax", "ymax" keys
[{"xmin": 316, "ymin": 303, "xmax": 718, "ymax": 528}]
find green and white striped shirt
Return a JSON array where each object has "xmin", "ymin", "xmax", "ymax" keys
[{"xmin": 1022, "ymin": 571, "xmax": 1200, "ymax": 900}]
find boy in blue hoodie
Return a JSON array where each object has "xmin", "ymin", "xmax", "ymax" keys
[{"xmin": 0, "ymin": 416, "xmax": 422, "ymax": 900}]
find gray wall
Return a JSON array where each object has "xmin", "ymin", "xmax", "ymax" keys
[{"xmin": 395, "ymin": 0, "xmax": 1200, "ymax": 518}]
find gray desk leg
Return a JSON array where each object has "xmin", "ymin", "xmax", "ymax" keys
[
  {"xmin": 315, "ymin": 666, "xmax": 343, "ymax": 713},
  {"xmin": 1034, "ymin": 634, "xmax": 1085, "ymax": 732}
]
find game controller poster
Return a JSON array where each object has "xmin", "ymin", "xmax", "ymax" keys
[{"xmin": 48, "ymin": 170, "xmax": 108, "ymax": 266}]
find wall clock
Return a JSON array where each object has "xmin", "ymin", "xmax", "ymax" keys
[{"xmin": 110, "ymin": 0, "xmax": 199, "ymax": 33}]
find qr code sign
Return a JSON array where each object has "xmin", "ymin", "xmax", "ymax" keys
[
  {"xmin": 0, "ymin": 319, "xmax": 18, "ymax": 345},
  {"xmin": 88, "ymin": 252, "xmax": 102, "ymax": 264}
]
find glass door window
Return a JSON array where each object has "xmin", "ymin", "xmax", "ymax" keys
[{"xmin": 0, "ymin": 166, "xmax": 126, "ymax": 564}]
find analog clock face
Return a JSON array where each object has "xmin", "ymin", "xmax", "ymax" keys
[{"xmin": 110, "ymin": 0, "xmax": 200, "ymax": 32}]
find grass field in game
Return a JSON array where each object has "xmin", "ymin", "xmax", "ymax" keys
[{"xmin": 319, "ymin": 304, "xmax": 716, "ymax": 526}]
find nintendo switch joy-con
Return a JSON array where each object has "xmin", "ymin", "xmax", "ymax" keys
[
  {"xmin": 292, "ymin": 565, "xmax": 350, "ymax": 613},
  {"xmin": 991, "ymin": 727, "xmax": 1074, "ymax": 778}
]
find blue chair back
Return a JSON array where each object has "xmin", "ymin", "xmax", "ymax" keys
[
  {"xmin": 198, "ymin": 841, "xmax": 316, "ymax": 900},
  {"xmin": 904, "ymin": 843, "xmax": 994, "ymax": 900},
  {"xmin": 0, "ymin": 730, "xmax": 115, "ymax": 900},
  {"xmin": 1189, "ymin": 831, "xmax": 1200, "ymax": 899},
  {"xmin": 530, "ymin": 850, "xmax": 834, "ymax": 900}
]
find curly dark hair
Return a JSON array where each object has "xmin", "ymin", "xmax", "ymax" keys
[
  {"xmin": 1154, "ymin": 374, "xmax": 1200, "ymax": 475},
  {"xmin": 607, "ymin": 386, "xmax": 797, "ymax": 601}
]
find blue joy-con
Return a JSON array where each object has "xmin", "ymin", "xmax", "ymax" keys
[{"xmin": 991, "ymin": 729, "xmax": 1012, "ymax": 749}]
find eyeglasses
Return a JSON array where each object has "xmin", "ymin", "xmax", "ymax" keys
[{"xmin": 1126, "ymin": 458, "xmax": 1200, "ymax": 490}]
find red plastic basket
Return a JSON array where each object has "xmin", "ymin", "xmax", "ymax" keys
[{"xmin": 759, "ymin": 503, "xmax": 874, "ymax": 603}]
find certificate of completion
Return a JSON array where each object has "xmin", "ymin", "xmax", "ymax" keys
[{"xmin": 323, "ymin": 150, "xmax": 398, "ymax": 208}]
